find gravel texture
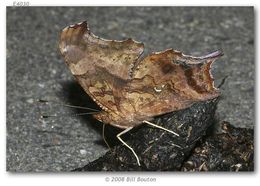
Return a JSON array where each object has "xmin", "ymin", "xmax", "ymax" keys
[{"xmin": 6, "ymin": 7, "xmax": 254, "ymax": 172}]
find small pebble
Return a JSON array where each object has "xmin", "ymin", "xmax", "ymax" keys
[
  {"xmin": 80, "ymin": 149, "xmax": 87, "ymax": 155},
  {"xmin": 26, "ymin": 98, "xmax": 34, "ymax": 104},
  {"xmin": 38, "ymin": 83, "xmax": 45, "ymax": 88}
]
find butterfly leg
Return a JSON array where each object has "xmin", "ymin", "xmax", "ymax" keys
[
  {"xmin": 102, "ymin": 123, "xmax": 112, "ymax": 151},
  {"xmin": 143, "ymin": 120, "xmax": 179, "ymax": 137},
  {"xmin": 116, "ymin": 127, "xmax": 141, "ymax": 166}
]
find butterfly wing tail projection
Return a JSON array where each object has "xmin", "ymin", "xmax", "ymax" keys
[
  {"xmin": 180, "ymin": 50, "xmax": 223, "ymax": 97},
  {"xmin": 181, "ymin": 50, "xmax": 223, "ymax": 61},
  {"xmin": 181, "ymin": 50, "xmax": 223, "ymax": 94}
]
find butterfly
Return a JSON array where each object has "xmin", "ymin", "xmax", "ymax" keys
[{"xmin": 59, "ymin": 21, "xmax": 222, "ymax": 166}]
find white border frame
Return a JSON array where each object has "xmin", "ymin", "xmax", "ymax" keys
[{"xmin": 1, "ymin": 0, "xmax": 258, "ymax": 185}]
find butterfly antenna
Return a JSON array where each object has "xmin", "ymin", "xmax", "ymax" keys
[
  {"xmin": 40, "ymin": 111, "xmax": 100, "ymax": 119},
  {"xmin": 37, "ymin": 99, "xmax": 100, "ymax": 112}
]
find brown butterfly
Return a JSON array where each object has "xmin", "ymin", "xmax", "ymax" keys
[{"xmin": 59, "ymin": 21, "xmax": 222, "ymax": 166}]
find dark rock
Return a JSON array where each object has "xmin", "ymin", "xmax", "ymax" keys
[
  {"xmin": 181, "ymin": 121, "xmax": 254, "ymax": 171},
  {"xmin": 74, "ymin": 98, "xmax": 219, "ymax": 171}
]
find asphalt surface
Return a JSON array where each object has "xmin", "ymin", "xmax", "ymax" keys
[{"xmin": 6, "ymin": 7, "xmax": 254, "ymax": 172}]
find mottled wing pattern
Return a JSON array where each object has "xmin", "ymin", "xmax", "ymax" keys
[
  {"xmin": 59, "ymin": 21, "xmax": 222, "ymax": 129},
  {"xmin": 127, "ymin": 49, "xmax": 221, "ymax": 118},
  {"xmin": 59, "ymin": 21, "xmax": 144, "ymax": 112},
  {"xmin": 93, "ymin": 50, "xmax": 221, "ymax": 128}
]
